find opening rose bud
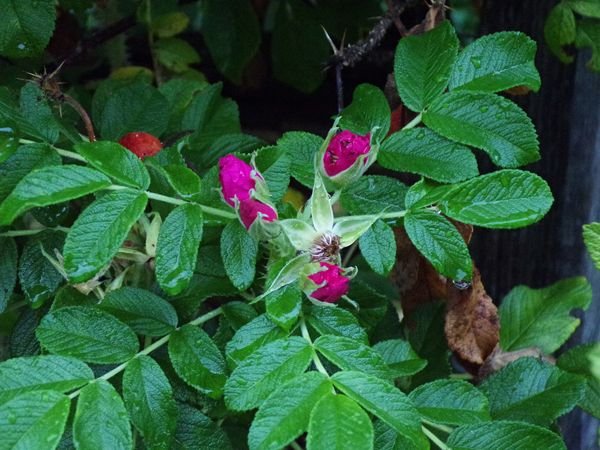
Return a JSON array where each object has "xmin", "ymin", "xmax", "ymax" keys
[
  {"xmin": 323, "ymin": 130, "xmax": 371, "ymax": 177},
  {"xmin": 308, "ymin": 262, "xmax": 350, "ymax": 303},
  {"xmin": 218, "ymin": 154, "xmax": 257, "ymax": 206},
  {"xmin": 238, "ymin": 199, "xmax": 278, "ymax": 230},
  {"xmin": 119, "ymin": 132, "xmax": 163, "ymax": 159}
]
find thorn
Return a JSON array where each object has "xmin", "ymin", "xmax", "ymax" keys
[{"xmin": 321, "ymin": 26, "xmax": 339, "ymax": 54}]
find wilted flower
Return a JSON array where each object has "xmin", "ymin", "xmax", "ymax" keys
[
  {"xmin": 323, "ymin": 130, "xmax": 371, "ymax": 177},
  {"xmin": 307, "ymin": 262, "xmax": 350, "ymax": 303}
]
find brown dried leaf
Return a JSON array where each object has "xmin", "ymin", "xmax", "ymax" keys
[{"xmin": 445, "ymin": 269, "xmax": 499, "ymax": 365}]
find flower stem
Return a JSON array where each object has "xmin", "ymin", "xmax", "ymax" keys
[
  {"xmin": 402, "ymin": 113, "xmax": 422, "ymax": 130},
  {"xmin": 422, "ymin": 419, "xmax": 454, "ymax": 434},
  {"xmin": 68, "ymin": 307, "xmax": 223, "ymax": 400},
  {"xmin": 422, "ymin": 426, "xmax": 450, "ymax": 450},
  {"xmin": 299, "ymin": 317, "xmax": 329, "ymax": 377}
]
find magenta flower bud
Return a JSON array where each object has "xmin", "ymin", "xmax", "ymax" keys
[
  {"xmin": 239, "ymin": 199, "xmax": 278, "ymax": 230},
  {"xmin": 218, "ymin": 154, "xmax": 256, "ymax": 206},
  {"xmin": 308, "ymin": 262, "xmax": 350, "ymax": 303},
  {"xmin": 323, "ymin": 130, "xmax": 371, "ymax": 177}
]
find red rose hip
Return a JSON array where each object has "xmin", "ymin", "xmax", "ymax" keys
[{"xmin": 119, "ymin": 132, "xmax": 163, "ymax": 159}]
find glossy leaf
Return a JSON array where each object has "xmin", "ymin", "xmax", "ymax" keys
[
  {"xmin": 339, "ymin": 83, "xmax": 391, "ymax": 141},
  {"xmin": 373, "ymin": 339, "xmax": 428, "ymax": 378},
  {"xmin": 36, "ymin": 306, "xmax": 139, "ymax": 364},
  {"xmin": 248, "ymin": 372, "xmax": 331, "ymax": 450},
  {"xmin": 73, "ymin": 380, "xmax": 132, "ymax": 450},
  {"xmin": 423, "ymin": 91, "xmax": 539, "ymax": 168},
  {"xmin": 0, "ymin": 0, "xmax": 56, "ymax": 58},
  {"xmin": 0, "ymin": 165, "xmax": 111, "ymax": 225},
  {"xmin": 379, "ymin": 128, "xmax": 478, "ymax": 183},
  {"xmin": 394, "ymin": 20, "xmax": 459, "ymax": 112},
  {"xmin": 404, "ymin": 209, "xmax": 472, "ymax": 281},
  {"xmin": 100, "ymin": 287, "xmax": 178, "ymax": 336},
  {"xmin": 265, "ymin": 283, "xmax": 302, "ymax": 331},
  {"xmin": 0, "ymin": 355, "xmax": 93, "ymax": 405},
  {"xmin": 225, "ymin": 337, "xmax": 312, "ymax": 411},
  {"xmin": 340, "ymin": 175, "xmax": 407, "ymax": 215},
  {"xmin": 307, "ymin": 305, "xmax": 369, "ymax": 344},
  {"xmin": 220, "ymin": 220, "xmax": 258, "ymax": 290},
  {"xmin": 123, "ymin": 356, "xmax": 177, "ymax": 450},
  {"xmin": 479, "ymin": 357, "xmax": 585, "ymax": 425},
  {"xmin": 75, "ymin": 140, "xmax": 150, "ymax": 189},
  {"xmin": 439, "ymin": 170, "xmax": 553, "ymax": 229},
  {"xmin": 359, "ymin": 220, "xmax": 396, "ymax": 276},
  {"xmin": 168, "ymin": 324, "xmax": 227, "ymax": 398},
  {"xmin": 63, "ymin": 189, "xmax": 148, "ymax": 283},
  {"xmin": 331, "ymin": 371, "xmax": 427, "ymax": 449},
  {"xmin": 499, "ymin": 277, "xmax": 592, "ymax": 353},
  {"xmin": 156, "ymin": 203, "xmax": 204, "ymax": 296},
  {"xmin": 307, "ymin": 393, "xmax": 373, "ymax": 450},
  {"xmin": 449, "ymin": 32, "xmax": 540, "ymax": 92},
  {"xmin": 0, "ymin": 390, "xmax": 69, "ymax": 450}
]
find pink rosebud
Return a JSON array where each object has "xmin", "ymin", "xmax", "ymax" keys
[
  {"xmin": 238, "ymin": 199, "xmax": 278, "ymax": 230},
  {"xmin": 218, "ymin": 155, "xmax": 256, "ymax": 206},
  {"xmin": 308, "ymin": 262, "xmax": 350, "ymax": 303},
  {"xmin": 323, "ymin": 131, "xmax": 371, "ymax": 177}
]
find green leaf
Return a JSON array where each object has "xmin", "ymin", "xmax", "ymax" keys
[
  {"xmin": 18, "ymin": 230, "xmax": 64, "ymax": 305},
  {"xmin": 151, "ymin": 11, "xmax": 190, "ymax": 37},
  {"xmin": 479, "ymin": 357, "xmax": 585, "ymax": 426},
  {"xmin": 575, "ymin": 19, "xmax": 600, "ymax": 71},
  {"xmin": 265, "ymin": 283, "xmax": 302, "ymax": 331},
  {"xmin": 359, "ymin": 220, "xmax": 396, "ymax": 276},
  {"xmin": 156, "ymin": 204, "xmax": 204, "ymax": 296},
  {"xmin": 438, "ymin": 169, "xmax": 553, "ymax": 229},
  {"xmin": 36, "ymin": 306, "xmax": 139, "ymax": 364},
  {"xmin": 372, "ymin": 339, "xmax": 427, "ymax": 377},
  {"xmin": 73, "ymin": 380, "xmax": 132, "ymax": 450},
  {"xmin": 340, "ymin": 175, "xmax": 407, "ymax": 215},
  {"xmin": 404, "ymin": 209, "xmax": 472, "ymax": 281},
  {"xmin": 193, "ymin": 133, "xmax": 264, "ymax": 171},
  {"xmin": 75, "ymin": 141, "xmax": 150, "ymax": 189},
  {"xmin": 278, "ymin": 131, "xmax": 323, "ymax": 188},
  {"xmin": 307, "ymin": 304, "xmax": 369, "ymax": 344},
  {"xmin": 394, "ymin": 20, "xmax": 459, "ymax": 112},
  {"xmin": 566, "ymin": 0, "xmax": 600, "ymax": 18},
  {"xmin": 0, "ymin": 143, "xmax": 60, "ymax": 203},
  {"xmin": 404, "ymin": 178, "xmax": 454, "ymax": 210},
  {"xmin": 63, "ymin": 189, "xmax": 148, "ymax": 283},
  {"xmin": 379, "ymin": 128, "xmax": 478, "ymax": 183},
  {"xmin": 159, "ymin": 78, "xmax": 208, "ymax": 133},
  {"xmin": 447, "ymin": 421, "xmax": 567, "ymax": 450},
  {"xmin": 123, "ymin": 355, "xmax": 177, "ymax": 450},
  {"xmin": 174, "ymin": 403, "xmax": 232, "ymax": 449},
  {"xmin": 0, "ymin": 165, "xmax": 111, "ymax": 225},
  {"xmin": 307, "ymin": 393, "xmax": 374, "ymax": 450},
  {"xmin": 248, "ymin": 372, "xmax": 331, "ymax": 450},
  {"xmin": 0, "ymin": 0, "xmax": 56, "ymax": 58},
  {"xmin": 225, "ymin": 314, "xmax": 287, "ymax": 369},
  {"xmin": 157, "ymin": 164, "xmax": 202, "ymax": 201},
  {"xmin": 339, "ymin": 83, "xmax": 391, "ymax": 141},
  {"xmin": 0, "ymin": 131, "xmax": 18, "ymax": 164},
  {"xmin": 255, "ymin": 146, "xmax": 291, "ymax": 202},
  {"xmin": 315, "ymin": 335, "xmax": 392, "ymax": 380},
  {"xmin": 331, "ymin": 371, "xmax": 426, "ymax": 449},
  {"xmin": 373, "ymin": 419, "xmax": 420, "ymax": 450},
  {"xmin": 583, "ymin": 222, "xmax": 600, "ymax": 269},
  {"xmin": 408, "ymin": 379, "xmax": 490, "ymax": 425},
  {"xmin": 544, "ymin": 3, "xmax": 577, "ymax": 64},
  {"xmin": 220, "ymin": 220, "xmax": 258, "ymax": 291},
  {"xmin": 272, "ymin": 0, "xmax": 330, "ymax": 93},
  {"xmin": 93, "ymin": 79, "xmax": 169, "ymax": 141},
  {"xmin": 423, "ymin": 91, "xmax": 539, "ymax": 168},
  {"xmin": 0, "ymin": 355, "xmax": 93, "ymax": 405},
  {"xmin": 201, "ymin": 0, "xmax": 261, "ymax": 83},
  {"xmin": 557, "ymin": 343, "xmax": 600, "ymax": 418},
  {"xmin": 499, "ymin": 277, "xmax": 592, "ymax": 353},
  {"xmin": 19, "ymin": 83, "xmax": 62, "ymax": 143},
  {"xmin": 100, "ymin": 287, "xmax": 178, "ymax": 336},
  {"xmin": 169, "ymin": 324, "xmax": 227, "ymax": 398},
  {"xmin": 449, "ymin": 32, "xmax": 540, "ymax": 92},
  {"xmin": 155, "ymin": 37, "xmax": 201, "ymax": 73},
  {"xmin": 0, "ymin": 236, "xmax": 17, "ymax": 312},
  {"xmin": 0, "ymin": 390, "xmax": 69, "ymax": 449},
  {"xmin": 224, "ymin": 337, "xmax": 312, "ymax": 411}
]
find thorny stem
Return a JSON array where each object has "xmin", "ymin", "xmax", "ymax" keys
[
  {"xmin": 68, "ymin": 307, "xmax": 223, "ymax": 400},
  {"xmin": 299, "ymin": 317, "xmax": 329, "ymax": 377},
  {"xmin": 422, "ymin": 426, "xmax": 450, "ymax": 450},
  {"xmin": 63, "ymin": 93, "xmax": 96, "ymax": 142}
]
